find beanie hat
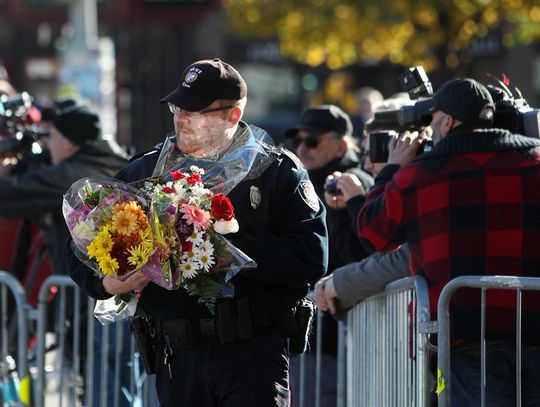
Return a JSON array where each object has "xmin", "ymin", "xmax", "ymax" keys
[{"xmin": 53, "ymin": 105, "xmax": 101, "ymax": 145}]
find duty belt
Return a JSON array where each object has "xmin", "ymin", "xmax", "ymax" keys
[{"xmin": 155, "ymin": 298, "xmax": 274, "ymax": 347}]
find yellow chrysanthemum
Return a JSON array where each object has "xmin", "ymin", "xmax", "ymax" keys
[
  {"xmin": 97, "ymin": 255, "xmax": 119, "ymax": 276},
  {"xmin": 112, "ymin": 207, "xmax": 139, "ymax": 236},
  {"xmin": 127, "ymin": 244, "xmax": 152, "ymax": 269},
  {"xmin": 86, "ymin": 230, "xmax": 114, "ymax": 259}
]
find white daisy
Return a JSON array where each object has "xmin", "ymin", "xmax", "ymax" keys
[
  {"xmin": 182, "ymin": 250, "xmax": 198, "ymax": 262},
  {"xmin": 180, "ymin": 260, "xmax": 198, "ymax": 279},
  {"xmin": 200, "ymin": 239, "xmax": 214, "ymax": 255},
  {"xmin": 198, "ymin": 251, "xmax": 215, "ymax": 272},
  {"xmin": 186, "ymin": 229, "xmax": 205, "ymax": 246}
]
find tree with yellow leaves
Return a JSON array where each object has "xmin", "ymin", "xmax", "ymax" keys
[{"xmin": 223, "ymin": 0, "xmax": 540, "ymax": 71}]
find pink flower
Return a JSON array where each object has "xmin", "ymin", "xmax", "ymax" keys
[{"xmin": 179, "ymin": 204, "xmax": 211, "ymax": 229}]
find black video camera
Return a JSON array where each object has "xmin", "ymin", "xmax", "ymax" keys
[
  {"xmin": 368, "ymin": 130, "xmax": 433, "ymax": 163},
  {"xmin": 366, "ymin": 67, "xmax": 434, "ymax": 163},
  {"xmin": 366, "ymin": 67, "xmax": 434, "ymax": 135},
  {"xmin": 0, "ymin": 92, "xmax": 32, "ymax": 118},
  {"xmin": 484, "ymin": 75, "xmax": 540, "ymax": 139}
]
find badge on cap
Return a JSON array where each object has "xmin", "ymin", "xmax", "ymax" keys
[
  {"xmin": 182, "ymin": 67, "xmax": 202, "ymax": 89},
  {"xmin": 299, "ymin": 180, "xmax": 319, "ymax": 212},
  {"xmin": 250, "ymin": 185, "xmax": 262, "ymax": 209}
]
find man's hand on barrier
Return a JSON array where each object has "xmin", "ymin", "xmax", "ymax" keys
[
  {"xmin": 103, "ymin": 272, "xmax": 151, "ymax": 295},
  {"xmin": 314, "ymin": 275, "xmax": 337, "ymax": 314}
]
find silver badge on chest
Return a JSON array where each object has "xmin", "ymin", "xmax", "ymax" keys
[{"xmin": 250, "ymin": 185, "xmax": 262, "ymax": 209}]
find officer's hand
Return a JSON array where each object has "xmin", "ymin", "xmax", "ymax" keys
[
  {"xmin": 314, "ymin": 275, "xmax": 338, "ymax": 315},
  {"xmin": 387, "ymin": 131, "xmax": 422, "ymax": 167},
  {"xmin": 102, "ymin": 272, "xmax": 151, "ymax": 295}
]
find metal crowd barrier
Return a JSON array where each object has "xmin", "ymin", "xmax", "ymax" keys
[
  {"xmin": 0, "ymin": 271, "xmax": 30, "ymax": 405},
  {"xmin": 0, "ymin": 272, "xmax": 156, "ymax": 407},
  {"xmin": 346, "ymin": 276, "xmax": 432, "ymax": 407},
  {"xmin": 436, "ymin": 275, "xmax": 540, "ymax": 407}
]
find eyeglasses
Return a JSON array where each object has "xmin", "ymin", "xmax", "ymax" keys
[
  {"xmin": 168, "ymin": 103, "xmax": 234, "ymax": 116},
  {"xmin": 290, "ymin": 134, "xmax": 321, "ymax": 149}
]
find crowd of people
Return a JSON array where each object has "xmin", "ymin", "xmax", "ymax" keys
[{"xmin": 1, "ymin": 57, "xmax": 539, "ymax": 407}]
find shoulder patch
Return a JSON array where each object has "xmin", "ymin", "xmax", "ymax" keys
[
  {"xmin": 280, "ymin": 148, "xmax": 305, "ymax": 170},
  {"xmin": 298, "ymin": 180, "xmax": 320, "ymax": 212}
]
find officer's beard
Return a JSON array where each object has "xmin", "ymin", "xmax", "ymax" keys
[{"xmin": 176, "ymin": 115, "xmax": 235, "ymax": 160}]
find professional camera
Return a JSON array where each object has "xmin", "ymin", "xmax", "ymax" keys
[
  {"xmin": 366, "ymin": 67, "xmax": 435, "ymax": 134},
  {"xmin": 0, "ymin": 92, "xmax": 48, "ymax": 159},
  {"xmin": 368, "ymin": 130, "xmax": 433, "ymax": 163},
  {"xmin": 485, "ymin": 75, "xmax": 540, "ymax": 139},
  {"xmin": 0, "ymin": 92, "xmax": 32, "ymax": 118}
]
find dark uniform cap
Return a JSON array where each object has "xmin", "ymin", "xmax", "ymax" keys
[
  {"xmin": 416, "ymin": 78, "xmax": 495, "ymax": 125},
  {"xmin": 161, "ymin": 58, "xmax": 247, "ymax": 112},
  {"xmin": 286, "ymin": 105, "xmax": 353, "ymax": 138},
  {"xmin": 53, "ymin": 104, "xmax": 101, "ymax": 146}
]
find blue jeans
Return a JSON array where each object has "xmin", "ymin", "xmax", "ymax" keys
[{"xmin": 450, "ymin": 341, "xmax": 540, "ymax": 407}]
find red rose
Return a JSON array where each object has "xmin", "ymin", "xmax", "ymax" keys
[
  {"xmin": 187, "ymin": 173, "xmax": 202, "ymax": 185},
  {"xmin": 211, "ymin": 194, "xmax": 235, "ymax": 221},
  {"xmin": 170, "ymin": 170, "xmax": 185, "ymax": 181},
  {"xmin": 162, "ymin": 186, "xmax": 176, "ymax": 194}
]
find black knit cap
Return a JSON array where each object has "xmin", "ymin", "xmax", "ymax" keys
[
  {"xmin": 286, "ymin": 105, "xmax": 353, "ymax": 138},
  {"xmin": 416, "ymin": 78, "xmax": 495, "ymax": 125},
  {"xmin": 161, "ymin": 58, "xmax": 247, "ymax": 112},
  {"xmin": 52, "ymin": 104, "xmax": 101, "ymax": 146}
]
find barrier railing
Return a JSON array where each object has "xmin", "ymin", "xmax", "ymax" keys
[
  {"xmin": 436, "ymin": 275, "xmax": 540, "ymax": 407},
  {"xmin": 0, "ymin": 271, "xmax": 30, "ymax": 405},
  {"xmin": 0, "ymin": 271, "xmax": 156, "ymax": 407},
  {"xmin": 346, "ymin": 276, "xmax": 433, "ymax": 407}
]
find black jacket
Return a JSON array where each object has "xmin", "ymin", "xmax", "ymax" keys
[
  {"xmin": 0, "ymin": 139, "xmax": 129, "ymax": 276},
  {"xmin": 307, "ymin": 149, "xmax": 373, "ymax": 272},
  {"xmin": 68, "ymin": 125, "xmax": 329, "ymax": 320}
]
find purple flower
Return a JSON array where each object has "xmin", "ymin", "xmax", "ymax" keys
[
  {"xmin": 175, "ymin": 218, "xmax": 194, "ymax": 238},
  {"xmin": 166, "ymin": 204, "xmax": 177, "ymax": 215}
]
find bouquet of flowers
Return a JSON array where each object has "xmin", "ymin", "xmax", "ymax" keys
[{"xmin": 63, "ymin": 166, "xmax": 256, "ymax": 314}]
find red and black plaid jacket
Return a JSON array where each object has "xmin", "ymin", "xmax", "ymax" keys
[{"xmin": 358, "ymin": 127, "xmax": 540, "ymax": 342}]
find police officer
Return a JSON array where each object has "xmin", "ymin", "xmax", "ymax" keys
[{"xmin": 68, "ymin": 58, "xmax": 328, "ymax": 407}]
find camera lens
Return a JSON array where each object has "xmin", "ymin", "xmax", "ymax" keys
[{"xmin": 368, "ymin": 131, "xmax": 398, "ymax": 163}]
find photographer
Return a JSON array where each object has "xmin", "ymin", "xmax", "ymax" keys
[
  {"xmin": 286, "ymin": 104, "xmax": 373, "ymax": 406},
  {"xmin": 315, "ymin": 129, "xmax": 412, "ymax": 316},
  {"xmin": 0, "ymin": 101, "xmax": 128, "ymax": 277},
  {"xmin": 357, "ymin": 78, "xmax": 540, "ymax": 406}
]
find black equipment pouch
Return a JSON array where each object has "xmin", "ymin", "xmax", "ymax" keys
[
  {"xmin": 161, "ymin": 318, "xmax": 199, "ymax": 349},
  {"xmin": 129, "ymin": 315, "xmax": 156, "ymax": 375},
  {"xmin": 216, "ymin": 297, "xmax": 254, "ymax": 344},
  {"xmin": 289, "ymin": 297, "xmax": 316, "ymax": 355}
]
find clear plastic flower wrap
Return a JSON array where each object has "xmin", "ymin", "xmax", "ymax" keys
[{"xmin": 63, "ymin": 124, "xmax": 278, "ymax": 315}]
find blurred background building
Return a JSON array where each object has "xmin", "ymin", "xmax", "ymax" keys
[{"xmin": 1, "ymin": 0, "xmax": 539, "ymax": 152}]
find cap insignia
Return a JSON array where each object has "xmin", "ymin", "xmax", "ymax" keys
[{"xmin": 182, "ymin": 67, "xmax": 202, "ymax": 88}]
